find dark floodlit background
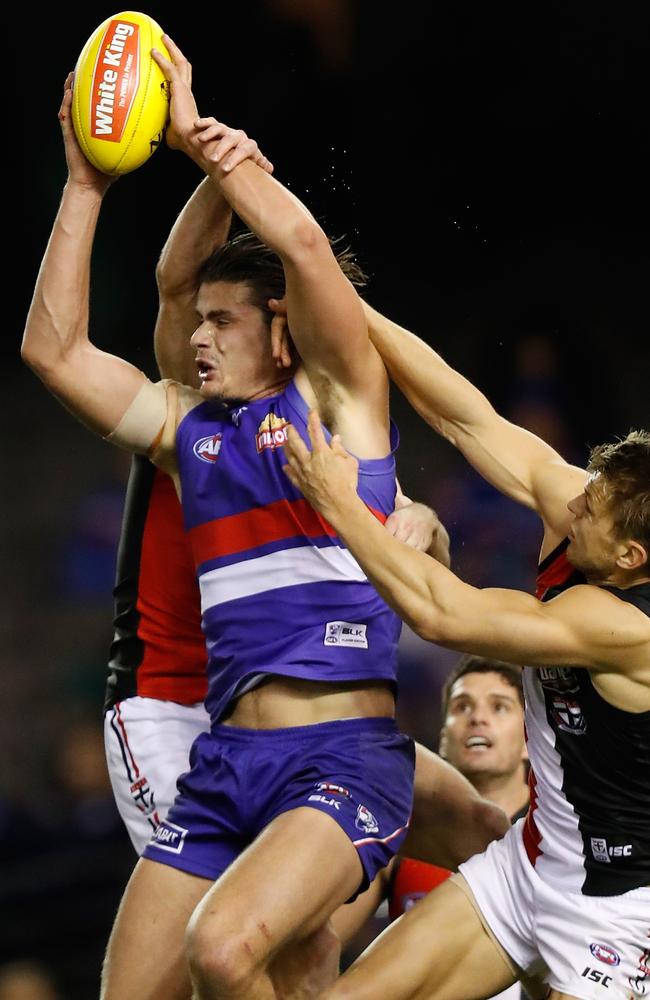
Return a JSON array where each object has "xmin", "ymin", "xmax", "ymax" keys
[{"xmin": 3, "ymin": 4, "xmax": 647, "ymax": 996}]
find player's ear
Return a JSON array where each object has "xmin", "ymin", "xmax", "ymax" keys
[
  {"xmin": 615, "ymin": 538, "xmax": 648, "ymax": 572},
  {"xmin": 438, "ymin": 726, "xmax": 448, "ymax": 760}
]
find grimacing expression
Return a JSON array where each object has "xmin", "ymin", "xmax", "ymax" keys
[
  {"xmin": 441, "ymin": 671, "xmax": 527, "ymax": 780},
  {"xmin": 191, "ymin": 281, "xmax": 277, "ymax": 401},
  {"xmin": 565, "ymin": 473, "xmax": 623, "ymax": 580}
]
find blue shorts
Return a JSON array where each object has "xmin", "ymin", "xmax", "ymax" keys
[{"xmin": 143, "ymin": 716, "xmax": 415, "ymax": 897}]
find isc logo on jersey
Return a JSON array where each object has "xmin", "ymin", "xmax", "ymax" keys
[
  {"xmin": 193, "ymin": 434, "xmax": 223, "ymax": 464},
  {"xmin": 256, "ymin": 413, "xmax": 290, "ymax": 453}
]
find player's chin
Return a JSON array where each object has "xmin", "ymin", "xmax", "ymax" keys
[{"xmin": 199, "ymin": 377, "xmax": 222, "ymax": 397}]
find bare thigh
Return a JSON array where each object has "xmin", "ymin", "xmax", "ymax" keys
[
  {"xmin": 187, "ymin": 807, "xmax": 364, "ymax": 972},
  {"xmin": 324, "ymin": 877, "xmax": 518, "ymax": 1000},
  {"xmin": 101, "ymin": 857, "xmax": 212, "ymax": 1000}
]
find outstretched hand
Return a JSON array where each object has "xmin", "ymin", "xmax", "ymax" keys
[
  {"xmin": 152, "ymin": 35, "xmax": 274, "ymax": 174},
  {"xmin": 385, "ymin": 502, "xmax": 450, "ymax": 564},
  {"xmin": 58, "ymin": 72, "xmax": 116, "ymax": 194},
  {"xmin": 283, "ymin": 410, "xmax": 359, "ymax": 519}
]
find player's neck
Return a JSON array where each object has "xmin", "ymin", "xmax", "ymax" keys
[{"xmin": 471, "ymin": 767, "xmax": 529, "ymax": 820}]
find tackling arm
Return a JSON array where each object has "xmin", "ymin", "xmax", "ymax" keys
[
  {"xmin": 283, "ymin": 412, "xmax": 650, "ymax": 684},
  {"xmin": 152, "ymin": 39, "xmax": 387, "ymax": 419},
  {"xmin": 154, "ymin": 132, "xmax": 273, "ymax": 384},
  {"xmin": 363, "ymin": 301, "xmax": 587, "ymax": 537}
]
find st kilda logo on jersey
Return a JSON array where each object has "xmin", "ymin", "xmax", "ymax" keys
[
  {"xmin": 538, "ymin": 666, "xmax": 587, "ymax": 735},
  {"xmin": 193, "ymin": 434, "xmax": 223, "ymax": 464}
]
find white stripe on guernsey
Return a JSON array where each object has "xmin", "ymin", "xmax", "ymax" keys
[
  {"xmin": 199, "ymin": 544, "xmax": 367, "ymax": 613},
  {"xmin": 522, "ymin": 668, "xmax": 587, "ymax": 892},
  {"xmin": 353, "ymin": 822, "xmax": 409, "ymax": 848}
]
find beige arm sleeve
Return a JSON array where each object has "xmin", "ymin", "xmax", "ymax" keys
[
  {"xmin": 104, "ymin": 378, "xmax": 167, "ymax": 453},
  {"xmin": 105, "ymin": 379, "xmax": 202, "ymax": 480}
]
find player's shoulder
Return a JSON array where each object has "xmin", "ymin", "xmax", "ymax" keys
[{"xmin": 158, "ymin": 378, "xmax": 203, "ymax": 420}]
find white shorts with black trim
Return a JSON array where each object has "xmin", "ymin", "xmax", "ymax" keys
[
  {"xmin": 458, "ymin": 818, "xmax": 650, "ymax": 1000},
  {"xmin": 104, "ymin": 696, "xmax": 209, "ymax": 855}
]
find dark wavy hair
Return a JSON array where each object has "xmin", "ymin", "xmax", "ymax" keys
[{"xmin": 197, "ymin": 228, "xmax": 367, "ymax": 328}]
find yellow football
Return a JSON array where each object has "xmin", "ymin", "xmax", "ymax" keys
[{"xmin": 72, "ymin": 11, "xmax": 170, "ymax": 175}]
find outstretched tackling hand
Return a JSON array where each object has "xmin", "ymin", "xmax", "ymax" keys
[
  {"xmin": 58, "ymin": 72, "xmax": 116, "ymax": 195},
  {"xmin": 284, "ymin": 411, "xmax": 360, "ymax": 521},
  {"xmin": 386, "ymin": 502, "xmax": 449, "ymax": 561},
  {"xmin": 152, "ymin": 35, "xmax": 274, "ymax": 174}
]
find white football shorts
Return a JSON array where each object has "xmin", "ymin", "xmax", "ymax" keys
[
  {"xmin": 458, "ymin": 818, "xmax": 650, "ymax": 1000},
  {"xmin": 104, "ymin": 696, "xmax": 210, "ymax": 855}
]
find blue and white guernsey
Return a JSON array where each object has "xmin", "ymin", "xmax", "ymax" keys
[{"xmin": 175, "ymin": 378, "xmax": 402, "ymax": 725}]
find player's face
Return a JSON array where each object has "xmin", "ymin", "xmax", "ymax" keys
[
  {"xmin": 441, "ymin": 672, "xmax": 526, "ymax": 781},
  {"xmin": 191, "ymin": 281, "xmax": 278, "ymax": 401},
  {"xmin": 566, "ymin": 474, "xmax": 619, "ymax": 580}
]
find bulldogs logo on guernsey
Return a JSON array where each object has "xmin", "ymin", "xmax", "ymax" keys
[
  {"xmin": 522, "ymin": 538, "xmax": 650, "ymax": 896},
  {"xmin": 256, "ymin": 413, "xmax": 289, "ymax": 453},
  {"xmin": 175, "ymin": 378, "xmax": 402, "ymax": 727}
]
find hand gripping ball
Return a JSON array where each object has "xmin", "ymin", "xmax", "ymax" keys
[{"xmin": 72, "ymin": 11, "xmax": 170, "ymax": 175}]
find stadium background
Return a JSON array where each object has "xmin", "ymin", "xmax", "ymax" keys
[{"xmin": 2, "ymin": 4, "xmax": 646, "ymax": 996}]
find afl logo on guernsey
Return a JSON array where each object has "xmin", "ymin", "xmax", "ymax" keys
[{"xmin": 193, "ymin": 434, "xmax": 223, "ymax": 464}]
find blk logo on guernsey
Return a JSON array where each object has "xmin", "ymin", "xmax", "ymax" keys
[
  {"xmin": 324, "ymin": 621, "xmax": 368, "ymax": 648},
  {"xmin": 193, "ymin": 434, "xmax": 223, "ymax": 464}
]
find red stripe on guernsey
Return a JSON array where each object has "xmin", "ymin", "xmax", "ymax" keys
[
  {"xmin": 536, "ymin": 549, "xmax": 572, "ymax": 600},
  {"xmin": 522, "ymin": 767, "xmax": 542, "ymax": 866},
  {"xmin": 189, "ymin": 498, "xmax": 387, "ymax": 569},
  {"xmin": 136, "ymin": 471, "xmax": 207, "ymax": 702},
  {"xmin": 115, "ymin": 702, "xmax": 140, "ymax": 780}
]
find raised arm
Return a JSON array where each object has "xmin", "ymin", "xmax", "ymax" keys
[
  {"xmin": 363, "ymin": 301, "xmax": 587, "ymax": 539},
  {"xmin": 152, "ymin": 39, "xmax": 388, "ymax": 449},
  {"xmin": 283, "ymin": 413, "xmax": 650, "ymax": 701},
  {"xmin": 21, "ymin": 74, "xmax": 165, "ymax": 450},
  {"xmin": 155, "ymin": 134, "xmax": 273, "ymax": 383}
]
